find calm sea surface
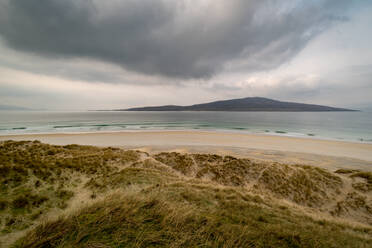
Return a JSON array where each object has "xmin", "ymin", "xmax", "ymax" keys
[{"xmin": 0, "ymin": 111, "xmax": 372, "ymax": 143}]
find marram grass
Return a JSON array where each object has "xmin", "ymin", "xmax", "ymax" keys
[{"xmin": 0, "ymin": 140, "xmax": 371, "ymax": 247}]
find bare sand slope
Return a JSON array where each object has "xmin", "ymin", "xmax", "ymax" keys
[{"xmin": 1, "ymin": 131, "xmax": 372, "ymax": 171}]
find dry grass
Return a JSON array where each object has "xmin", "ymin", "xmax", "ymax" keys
[
  {"xmin": 155, "ymin": 153, "xmax": 343, "ymax": 207},
  {"xmin": 0, "ymin": 140, "xmax": 143, "ymax": 245},
  {"xmin": 0, "ymin": 140, "xmax": 371, "ymax": 247},
  {"xmin": 350, "ymin": 172, "xmax": 372, "ymax": 192},
  {"xmin": 13, "ymin": 188, "xmax": 371, "ymax": 248}
]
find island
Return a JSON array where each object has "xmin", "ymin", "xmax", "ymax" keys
[{"xmin": 117, "ymin": 97, "xmax": 356, "ymax": 112}]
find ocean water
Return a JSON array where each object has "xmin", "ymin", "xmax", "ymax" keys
[{"xmin": 0, "ymin": 111, "xmax": 372, "ymax": 143}]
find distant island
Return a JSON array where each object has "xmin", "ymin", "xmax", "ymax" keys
[{"xmin": 116, "ymin": 97, "xmax": 356, "ymax": 112}]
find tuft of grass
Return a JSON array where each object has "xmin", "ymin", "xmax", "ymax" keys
[
  {"xmin": 352, "ymin": 182, "xmax": 371, "ymax": 192},
  {"xmin": 350, "ymin": 172, "xmax": 372, "ymax": 192},
  {"xmin": 350, "ymin": 172, "xmax": 372, "ymax": 183},
  {"xmin": 55, "ymin": 189, "xmax": 74, "ymax": 201},
  {"xmin": 154, "ymin": 152, "xmax": 196, "ymax": 176},
  {"xmin": 12, "ymin": 196, "xmax": 29, "ymax": 209},
  {"xmin": 332, "ymin": 192, "xmax": 372, "ymax": 220},
  {"xmin": 0, "ymin": 200, "xmax": 7, "ymax": 211},
  {"xmin": 335, "ymin": 169, "xmax": 359, "ymax": 174}
]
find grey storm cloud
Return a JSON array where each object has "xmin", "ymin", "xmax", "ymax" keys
[{"xmin": 0, "ymin": 0, "xmax": 349, "ymax": 79}]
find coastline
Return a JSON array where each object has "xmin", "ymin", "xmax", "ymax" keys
[
  {"xmin": 1, "ymin": 128, "xmax": 371, "ymax": 144},
  {"xmin": 1, "ymin": 130, "xmax": 372, "ymax": 166}
]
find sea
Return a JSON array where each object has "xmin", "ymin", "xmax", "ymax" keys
[{"xmin": 0, "ymin": 111, "xmax": 372, "ymax": 143}]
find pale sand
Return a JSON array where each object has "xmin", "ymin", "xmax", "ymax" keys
[{"xmin": 1, "ymin": 131, "xmax": 372, "ymax": 171}]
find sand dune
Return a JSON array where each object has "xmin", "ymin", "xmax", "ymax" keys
[
  {"xmin": 1, "ymin": 141, "xmax": 371, "ymax": 247},
  {"xmin": 1, "ymin": 131, "xmax": 372, "ymax": 172}
]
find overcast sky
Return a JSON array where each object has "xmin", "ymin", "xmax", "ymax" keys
[{"xmin": 0, "ymin": 0, "xmax": 371, "ymax": 110}]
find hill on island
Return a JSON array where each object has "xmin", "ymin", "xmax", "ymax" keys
[{"xmin": 119, "ymin": 97, "xmax": 356, "ymax": 112}]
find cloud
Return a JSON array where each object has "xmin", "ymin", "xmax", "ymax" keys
[
  {"xmin": 204, "ymin": 64, "xmax": 372, "ymax": 108},
  {"xmin": 0, "ymin": 0, "xmax": 349, "ymax": 79}
]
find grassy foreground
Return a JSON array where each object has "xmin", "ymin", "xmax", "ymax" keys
[{"xmin": 0, "ymin": 140, "xmax": 371, "ymax": 247}]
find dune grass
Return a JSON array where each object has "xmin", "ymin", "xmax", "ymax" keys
[
  {"xmin": 0, "ymin": 140, "xmax": 371, "ymax": 247},
  {"xmin": 13, "ymin": 187, "xmax": 371, "ymax": 248}
]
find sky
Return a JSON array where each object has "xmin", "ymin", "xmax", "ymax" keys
[{"xmin": 0, "ymin": 0, "xmax": 371, "ymax": 110}]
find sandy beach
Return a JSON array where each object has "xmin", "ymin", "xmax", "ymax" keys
[
  {"xmin": 2, "ymin": 131, "xmax": 372, "ymax": 171},
  {"xmin": 2, "ymin": 132, "xmax": 372, "ymax": 247}
]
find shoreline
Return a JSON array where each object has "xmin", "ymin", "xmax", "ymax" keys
[
  {"xmin": 1, "ymin": 130, "xmax": 372, "ymax": 164},
  {"xmin": 0, "ymin": 128, "xmax": 371, "ymax": 144}
]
